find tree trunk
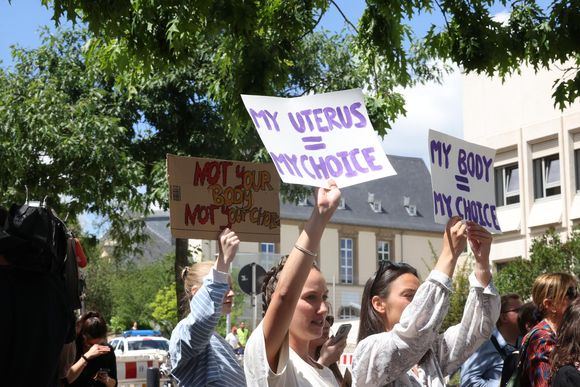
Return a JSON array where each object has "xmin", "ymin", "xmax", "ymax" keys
[{"xmin": 175, "ymin": 238, "xmax": 189, "ymax": 319}]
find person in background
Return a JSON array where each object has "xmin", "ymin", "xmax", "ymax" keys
[
  {"xmin": 517, "ymin": 302, "xmax": 542, "ymax": 336},
  {"xmin": 461, "ymin": 294, "xmax": 523, "ymax": 386},
  {"xmin": 131, "ymin": 321, "xmax": 138, "ymax": 330},
  {"xmin": 237, "ymin": 321, "xmax": 250, "ymax": 349},
  {"xmin": 169, "ymin": 228, "xmax": 246, "ymax": 386},
  {"xmin": 519, "ymin": 273, "xmax": 577, "ymax": 387},
  {"xmin": 226, "ymin": 326, "xmax": 242, "ymax": 355},
  {"xmin": 66, "ymin": 311, "xmax": 117, "ymax": 387},
  {"xmin": 309, "ymin": 315, "xmax": 349, "ymax": 386},
  {"xmin": 353, "ymin": 217, "xmax": 500, "ymax": 387},
  {"xmin": 550, "ymin": 298, "xmax": 580, "ymax": 386},
  {"xmin": 243, "ymin": 180, "xmax": 341, "ymax": 386},
  {"xmin": 497, "ymin": 302, "xmax": 544, "ymax": 387}
]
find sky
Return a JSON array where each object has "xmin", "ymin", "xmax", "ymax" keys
[{"xmin": 0, "ymin": 1, "xmax": 467, "ymax": 233}]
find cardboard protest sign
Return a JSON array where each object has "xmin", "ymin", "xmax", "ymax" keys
[
  {"xmin": 241, "ymin": 88, "xmax": 396, "ymax": 188},
  {"xmin": 429, "ymin": 129, "xmax": 502, "ymax": 233},
  {"xmin": 167, "ymin": 154, "xmax": 280, "ymax": 242}
]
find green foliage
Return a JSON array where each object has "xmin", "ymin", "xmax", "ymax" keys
[
  {"xmin": 109, "ymin": 315, "xmax": 126, "ymax": 335},
  {"xmin": 0, "ymin": 28, "xmax": 148, "ymax": 256},
  {"xmin": 495, "ymin": 227, "xmax": 580, "ymax": 299},
  {"xmin": 149, "ymin": 283, "xmax": 179, "ymax": 337},
  {"xmin": 441, "ymin": 258, "xmax": 471, "ymax": 331},
  {"xmin": 84, "ymin": 251, "xmax": 176, "ymax": 333}
]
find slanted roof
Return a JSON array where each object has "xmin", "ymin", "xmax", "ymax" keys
[{"xmin": 280, "ymin": 155, "xmax": 444, "ymax": 233}]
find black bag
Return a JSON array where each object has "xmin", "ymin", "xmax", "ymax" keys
[
  {"xmin": 0, "ymin": 203, "xmax": 81, "ymax": 310},
  {"xmin": 489, "ymin": 334, "xmax": 519, "ymax": 387},
  {"xmin": 0, "ymin": 204, "xmax": 62, "ymax": 271}
]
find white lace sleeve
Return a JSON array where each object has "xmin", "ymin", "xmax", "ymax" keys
[
  {"xmin": 434, "ymin": 272, "xmax": 501, "ymax": 377},
  {"xmin": 352, "ymin": 270, "xmax": 452, "ymax": 387}
]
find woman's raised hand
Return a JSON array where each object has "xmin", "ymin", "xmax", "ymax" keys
[
  {"xmin": 435, "ymin": 217, "xmax": 467, "ymax": 278},
  {"xmin": 216, "ymin": 228, "xmax": 240, "ymax": 271},
  {"xmin": 312, "ymin": 179, "xmax": 341, "ymax": 223},
  {"xmin": 442, "ymin": 216, "xmax": 467, "ymax": 260},
  {"xmin": 466, "ymin": 222, "xmax": 492, "ymax": 263}
]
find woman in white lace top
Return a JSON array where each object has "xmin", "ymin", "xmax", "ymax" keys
[{"xmin": 353, "ymin": 217, "xmax": 501, "ymax": 387}]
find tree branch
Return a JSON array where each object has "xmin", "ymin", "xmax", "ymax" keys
[{"xmin": 330, "ymin": 0, "xmax": 359, "ymax": 33}]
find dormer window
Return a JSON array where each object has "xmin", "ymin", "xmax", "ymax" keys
[
  {"xmin": 406, "ymin": 204, "xmax": 417, "ymax": 216},
  {"xmin": 371, "ymin": 200, "xmax": 382, "ymax": 213},
  {"xmin": 338, "ymin": 198, "xmax": 346, "ymax": 210}
]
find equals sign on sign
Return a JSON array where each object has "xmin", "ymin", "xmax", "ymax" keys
[
  {"xmin": 455, "ymin": 175, "xmax": 470, "ymax": 192},
  {"xmin": 301, "ymin": 136, "xmax": 326, "ymax": 151}
]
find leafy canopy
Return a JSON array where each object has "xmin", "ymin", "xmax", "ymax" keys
[{"xmin": 45, "ymin": 0, "xmax": 580, "ymax": 109}]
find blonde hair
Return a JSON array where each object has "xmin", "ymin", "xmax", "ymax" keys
[
  {"xmin": 180, "ymin": 261, "xmax": 214, "ymax": 313},
  {"xmin": 532, "ymin": 272, "xmax": 577, "ymax": 315}
]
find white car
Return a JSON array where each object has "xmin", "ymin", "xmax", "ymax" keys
[{"xmin": 109, "ymin": 330, "xmax": 169, "ymax": 358}]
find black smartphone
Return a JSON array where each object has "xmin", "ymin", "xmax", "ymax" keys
[{"xmin": 330, "ymin": 323, "xmax": 351, "ymax": 345}]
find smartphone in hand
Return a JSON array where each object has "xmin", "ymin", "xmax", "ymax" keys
[
  {"xmin": 97, "ymin": 368, "xmax": 110, "ymax": 378},
  {"xmin": 330, "ymin": 323, "xmax": 351, "ymax": 345}
]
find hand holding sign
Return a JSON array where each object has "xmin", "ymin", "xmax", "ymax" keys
[
  {"xmin": 314, "ymin": 179, "xmax": 342, "ymax": 223},
  {"xmin": 217, "ymin": 228, "xmax": 240, "ymax": 271},
  {"xmin": 466, "ymin": 222, "xmax": 493, "ymax": 286}
]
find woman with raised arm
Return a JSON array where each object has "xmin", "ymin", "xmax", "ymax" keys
[
  {"xmin": 244, "ymin": 180, "xmax": 341, "ymax": 387},
  {"xmin": 353, "ymin": 217, "xmax": 501, "ymax": 387},
  {"xmin": 169, "ymin": 228, "xmax": 246, "ymax": 387}
]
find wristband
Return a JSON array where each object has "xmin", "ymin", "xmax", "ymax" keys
[
  {"xmin": 82, "ymin": 354, "xmax": 89, "ymax": 363},
  {"xmin": 294, "ymin": 244, "xmax": 317, "ymax": 257}
]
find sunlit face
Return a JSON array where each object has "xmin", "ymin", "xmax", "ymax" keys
[
  {"xmin": 374, "ymin": 273, "xmax": 420, "ymax": 332},
  {"xmin": 221, "ymin": 275, "xmax": 235, "ymax": 316},
  {"xmin": 289, "ymin": 269, "xmax": 329, "ymax": 342}
]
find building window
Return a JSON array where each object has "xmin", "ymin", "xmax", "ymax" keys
[
  {"xmin": 575, "ymin": 149, "xmax": 580, "ymax": 192},
  {"xmin": 340, "ymin": 238, "xmax": 354, "ymax": 284},
  {"xmin": 339, "ymin": 306, "xmax": 359, "ymax": 319},
  {"xmin": 533, "ymin": 154, "xmax": 561, "ymax": 199},
  {"xmin": 260, "ymin": 243, "xmax": 275, "ymax": 254},
  {"xmin": 377, "ymin": 241, "xmax": 390, "ymax": 264},
  {"xmin": 495, "ymin": 163, "xmax": 520, "ymax": 206},
  {"xmin": 495, "ymin": 261, "xmax": 512, "ymax": 273}
]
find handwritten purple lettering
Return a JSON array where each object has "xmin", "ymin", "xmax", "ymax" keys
[
  {"xmin": 249, "ymin": 109, "xmax": 280, "ymax": 131},
  {"xmin": 269, "ymin": 147, "xmax": 383, "ymax": 180},
  {"xmin": 430, "ymin": 140, "xmax": 452, "ymax": 169},
  {"xmin": 457, "ymin": 149, "xmax": 493, "ymax": 182}
]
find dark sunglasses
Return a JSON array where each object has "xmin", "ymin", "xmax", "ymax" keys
[
  {"xmin": 370, "ymin": 260, "xmax": 416, "ymax": 295},
  {"xmin": 566, "ymin": 287, "xmax": 578, "ymax": 300},
  {"xmin": 326, "ymin": 315, "xmax": 334, "ymax": 327}
]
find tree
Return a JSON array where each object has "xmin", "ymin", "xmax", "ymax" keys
[
  {"xmin": 495, "ymin": 227, "xmax": 580, "ymax": 299},
  {"xmin": 45, "ymin": 1, "xmax": 579, "ymax": 109},
  {"xmin": 149, "ymin": 283, "xmax": 179, "ymax": 337},
  {"xmin": 0, "ymin": 28, "xmax": 149, "ymax": 255}
]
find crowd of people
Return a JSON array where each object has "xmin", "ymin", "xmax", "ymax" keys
[
  {"xmin": 4, "ymin": 182, "xmax": 580, "ymax": 387},
  {"xmin": 167, "ymin": 181, "xmax": 580, "ymax": 387}
]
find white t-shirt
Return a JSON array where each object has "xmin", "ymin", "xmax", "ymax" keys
[
  {"xmin": 244, "ymin": 322, "xmax": 339, "ymax": 387},
  {"xmin": 225, "ymin": 332, "xmax": 239, "ymax": 348}
]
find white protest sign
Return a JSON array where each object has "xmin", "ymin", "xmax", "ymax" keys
[
  {"xmin": 429, "ymin": 129, "xmax": 502, "ymax": 233},
  {"xmin": 241, "ymin": 89, "xmax": 396, "ymax": 188}
]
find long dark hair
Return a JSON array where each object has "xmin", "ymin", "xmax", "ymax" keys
[
  {"xmin": 357, "ymin": 261, "xmax": 418, "ymax": 343},
  {"xmin": 551, "ymin": 298, "xmax": 580, "ymax": 379}
]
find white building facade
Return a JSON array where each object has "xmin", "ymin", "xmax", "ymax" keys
[{"xmin": 463, "ymin": 65, "xmax": 580, "ymax": 268}]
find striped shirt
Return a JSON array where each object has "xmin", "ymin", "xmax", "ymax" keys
[{"xmin": 169, "ymin": 268, "xmax": 246, "ymax": 386}]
